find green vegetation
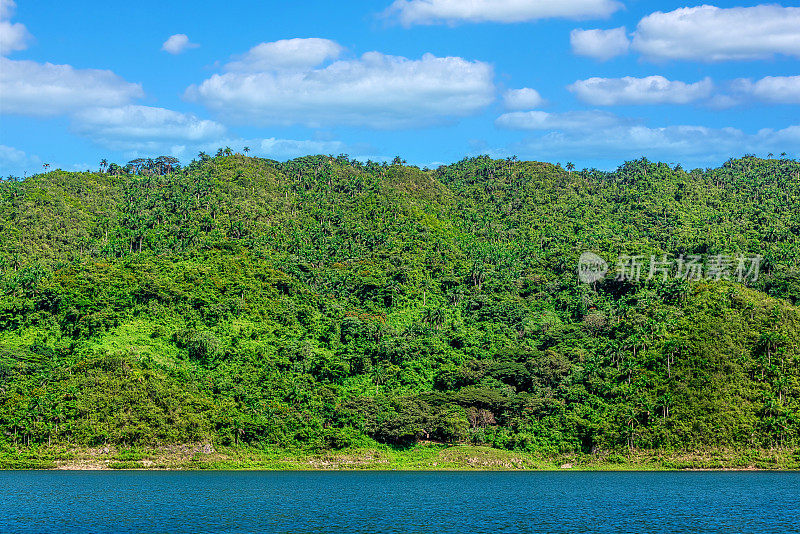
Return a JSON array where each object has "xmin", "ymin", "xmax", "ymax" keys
[{"xmin": 1, "ymin": 153, "xmax": 799, "ymax": 469}]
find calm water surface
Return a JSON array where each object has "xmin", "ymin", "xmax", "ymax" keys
[{"xmin": 1, "ymin": 471, "xmax": 799, "ymax": 533}]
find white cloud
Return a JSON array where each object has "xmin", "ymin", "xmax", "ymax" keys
[
  {"xmin": 187, "ymin": 42, "xmax": 495, "ymax": 129},
  {"xmin": 0, "ymin": 57, "xmax": 143, "ymax": 116},
  {"xmin": 161, "ymin": 34, "xmax": 199, "ymax": 55},
  {"xmin": 0, "ymin": 144, "xmax": 41, "ymax": 176},
  {"xmin": 495, "ymin": 106, "xmax": 800, "ymax": 165},
  {"xmin": 503, "ymin": 88, "xmax": 544, "ymax": 110},
  {"xmin": 569, "ymin": 76, "xmax": 713, "ymax": 105},
  {"xmin": 632, "ymin": 5, "xmax": 800, "ymax": 61},
  {"xmin": 570, "ymin": 27, "xmax": 629, "ymax": 60},
  {"xmin": 71, "ymin": 105, "xmax": 226, "ymax": 151},
  {"xmin": 259, "ymin": 137, "xmax": 347, "ymax": 159},
  {"xmin": 180, "ymin": 136, "xmax": 366, "ymax": 162},
  {"xmin": 225, "ymin": 38, "xmax": 342, "ymax": 71},
  {"xmin": 508, "ymin": 123, "xmax": 800, "ymax": 166},
  {"xmin": 0, "ymin": 0, "xmax": 31, "ymax": 55},
  {"xmin": 0, "ymin": 0, "xmax": 15, "ymax": 19},
  {"xmin": 386, "ymin": 0, "xmax": 622, "ymax": 26},
  {"xmin": 732, "ymin": 76, "xmax": 800, "ymax": 104},
  {"xmin": 496, "ymin": 109, "xmax": 629, "ymax": 130}
]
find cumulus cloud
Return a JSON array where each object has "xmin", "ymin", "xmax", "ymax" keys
[
  {"xmin": 731, "ymin": 76, "xmax": 800, "ymax": 105},
  {"xmin": 0, "ymin": 0, "xmax": 14, "ymax": 18},
  {"xmin": 386, "ymin": 0, "xmax": 621, "ymax": 26},
  {"xmin": 65, "ymin": 109, "xmax": 358, "ymax": 161},
  {"xmin": 495, "ymin": 106, "xmax": 800, "ymax": 165},
  {"xmin": 569, "ymin": 76, "xmax": 713, "ymax": 105},
  {"xmin": 0, "ymin": 144, "xmax": 41, "ymax": 176},
  {"xmin": 71, "ymin": 105, "xmax": 226, "ymax": 151},
  {"xmin": 187, "ymin": 40, "xmax": 495, "ymax": 129},
  {"xmin": 161, "ymin": 34, "xmax": 199, "ymax": 54},
  {"xmin": 225, "ymin": 38, "xmax": 342, "ymax": 71},
  {"xmin": 0, "ymin": 0, "xmax": 31, "ymax": 55},
  {"xmin": 632, "ymin": 5, "xmax": 800, "ymax": 61},
  {"xmin": 507, "ymin": 123, "xmax": 800, "ymax": 166},
  {"xmin": 503, "ymin": 88, "xmax": 544, "ymax": 110},
  {"xmin": 0, "ymin": 57, "xmax": 143, "ymax": 116},
  {"xmin": 181, "ymin": 136, "xmax": 367, "ymax": 162},
  {"xmin": 495, "ymin": 110, "xmax": 630, "ymax": 130},
  {"xmin": 570, "ymin": 27, "xmax": 629, "ymax": 60},
  {"xmin": 258, "ymin": 137, "xmax": 348, "ymax": 159}
]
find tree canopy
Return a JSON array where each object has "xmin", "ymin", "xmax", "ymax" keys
[{"xmin": 0, "ymin": 153, "xmax": 798, "ymax": 453}]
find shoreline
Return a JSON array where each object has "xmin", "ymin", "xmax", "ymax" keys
[{"xmin": 2, "ymin": 444, "xmax": 798, "ymax": 471}]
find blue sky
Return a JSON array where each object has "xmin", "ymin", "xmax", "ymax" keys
[{"xmin": 1, "ymin": 0, "xmax": 798, "ymax": 176}]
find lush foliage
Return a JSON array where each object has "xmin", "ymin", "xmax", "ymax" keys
[{"xmin": 1, "ymin": 153, "xmax": 799, "ymax": 454}]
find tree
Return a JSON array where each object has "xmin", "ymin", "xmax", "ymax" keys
[
  {"xmin": 126, "ymin": 158, "xmax": 148, "ymax": 175},
  {"xmin": 154, "ymin": 156, "xmax": 180, "ymax": 175},
  {"xmin": 1, "ymin": 153, "xmax": 800, "ymax": 459},
  {"xmin": 372, "ymin": 362, "xmax": 400, "ymax": 394},
  {"xmin": 566, "ymin": 162, "xmax": 575, "ymax": 175},
  {"xmin": 243, "ymin": 146, "xmax": 250, "ymax": 155},
  {"xmin": 467, "ymin": 407, "xmax": 496, "ymax": 430},
  {"xmin": 100, "ymin": 159, "xmax": 108, "ymax": 173}
]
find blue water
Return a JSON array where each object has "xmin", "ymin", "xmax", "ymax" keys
[{"xmin": 1, "ymin": 471, "xmax": 799, "ymax": 533}]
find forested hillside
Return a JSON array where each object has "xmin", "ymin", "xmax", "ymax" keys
[{"xmin": 1, "ymin": 154, "xmax": 799, "ymax": 455}]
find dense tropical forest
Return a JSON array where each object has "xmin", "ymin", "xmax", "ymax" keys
[{"xmin": 1, "ymin": 152, "xmax": 799, "ymax": 458}]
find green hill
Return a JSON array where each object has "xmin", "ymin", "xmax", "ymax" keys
[{"xmin": 1, "ymin": 154, "xmax": 798, "ymax": 464}]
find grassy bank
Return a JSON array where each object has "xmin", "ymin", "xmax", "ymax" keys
[{"xmin": 2, "ymin": 444, "xmax": 799, "ymax": 471}]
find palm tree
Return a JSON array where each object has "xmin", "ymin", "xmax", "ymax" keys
[
  {"xmin": 566, "ymin": 162, "xmax": 575, "ymax": 175},
  {"xmin": 43, "ymin": 163, "xmax": 50, "ymax": 171},
  {"xmin": 243, "ymin": 146, "xmax": 250, "ymax": 155},
  {"xmin": 100, "ymin": 159, "xmax": 108, "ymax": 172}
]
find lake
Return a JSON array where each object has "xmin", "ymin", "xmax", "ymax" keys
[{"xmin": 1, "ymin": 471, "xmax": 798, "ymax": 533}]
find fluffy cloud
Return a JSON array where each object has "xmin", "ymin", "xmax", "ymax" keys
[
  {"xmin": 632, "ymin": 5, "xmax": 800, "ymax": 61},
  {"xmin": 732, "ymin": 76, "xmax": 800, "ymax": 105},
  {"xmin": 258, "ymin": 137, "xmax": 347, "ymax": 159},
  {"xmin": 503, "ymin": 88, "xmax": 544, "ymax": 110},
  {"xmin": 182, "ymin": 136, "xmax": 365, "ymax": 162},
  {"xmin": 508, "ymin": 123, "xmax": 800, "ymax": 166},
  {"xmin": 0, "ymin": 57, "xmax": 143, "ymax": 116},
  {"xmin": 386, "ymin": 0, "xmax": 621, "ymax": 25},
  {"xmin": 0, "ymin": 144, "xmax": 40, "ymax": 176},
  {"xmin": 0, "ymin": 0, "xmax": 14, "ymax": 18},
  {"xmin": 71, "ymin": 105, "xmax": 226, "ymax": 151},
  {"xmin": 187, "ymin": 40, "xmax": 495, "ymax": 129},
  {"xmin": 161, "ymin": 34, "xmax": 199, "ymax": 55},
  {"xmin": 495, "ymin": 110, "xmax": 630, "ymax": 130},
  {"xmin": 495, "ymin": 105, "xmax": 800, "ymax": 166},
  {"xmin": 570, "ymin": 27, "xmax": 629, "ymax": 60},
  {"xmin": 0, "ymin": 0, "xmax": 31, "ymax": 55},
  {"xmin": 569, "ymin": 76, "xmax": 713, "ymax": 105},
  {"xmin": 67, "ymin": 105, "xmax": 354, "ymax": 160},
  {"xmin": 225, "ymin": 38, "xmax": 342, "ymax": 71}
]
